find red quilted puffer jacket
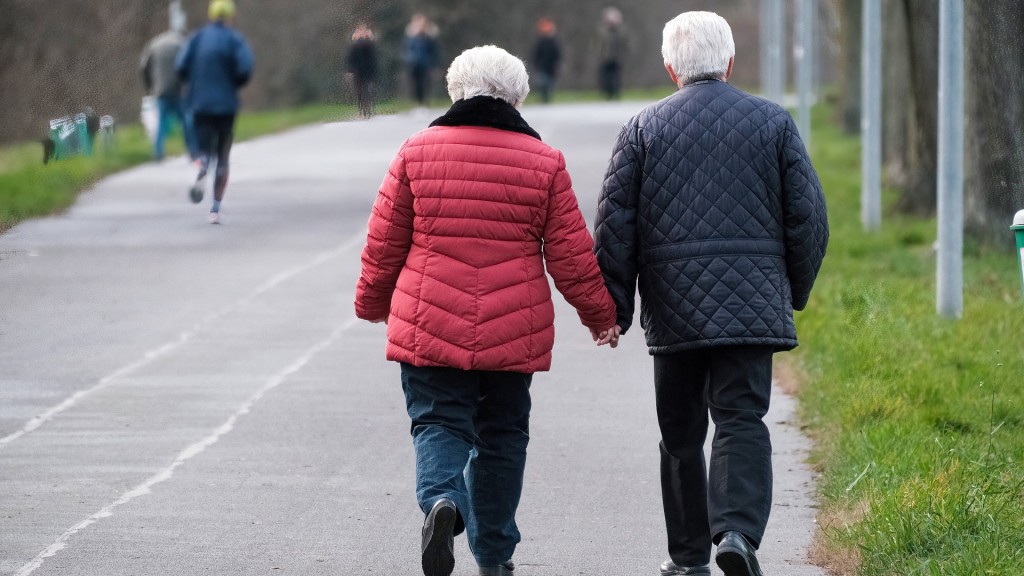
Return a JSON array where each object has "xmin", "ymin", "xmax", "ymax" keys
[{"xmin": 354, "ymin": 98, "xmax": 617, "ymax": 373}]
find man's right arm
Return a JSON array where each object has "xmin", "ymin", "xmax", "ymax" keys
[
  {"xmin": 594, "ymin": 121, "xmax": 643, "ymax": 334},
  {"xmin": 780, "ymin": 114, "xmax": 829, "ymax": 311}
]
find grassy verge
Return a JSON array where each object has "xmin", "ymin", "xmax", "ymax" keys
[
  {"xmin": 0, "ymin": 101, "xmax": 407, "ymax": 231},
  {"xmin": 795, "ymin": 105, "xmax": 1024, "ymax": 574}
]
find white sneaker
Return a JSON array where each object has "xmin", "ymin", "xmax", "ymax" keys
[{"xmin": 208, "ymin": 211, "xmax": 221, "ymax": 225}]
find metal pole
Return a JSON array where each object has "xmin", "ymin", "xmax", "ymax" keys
[
  {"xmin": 937, "ymin": 0, "xmax": 964, "ymax": 318},
  {"xmin": 761, "ymin": 0, "xmax": 785, "ymax": 103},
  {"xmin": 861, "ymin": 0, "xmax": 882, "ymax": 231},
  {"xmin": 796, "ymin": 0, "xmax": 813, "ymax": 148},
  {"xmin": 761, "ymin": 0, "xmax": 774, "ymax": 100},
  {"xmin": 776, "ymin": 0, "xmax": 787, "ymax": 101}
]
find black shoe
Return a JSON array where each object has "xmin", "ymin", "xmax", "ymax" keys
[
  {"xmin": 715, "ymin": 532, "xmax": 763, "ymax": 576},
  {"xmin": 660, "ymin": 559, "xmax": 711, "ymax": 575},
  {"xmin": 421, "ymin": 498, "xmax": 457, "ymax": 576},
  {"xmin": 479, "ymin": 561, "xmax": 514, "ymax": 576},
  {"xmin": 189, "ymin": 183, "xmax": 204, "ymax": 204}
]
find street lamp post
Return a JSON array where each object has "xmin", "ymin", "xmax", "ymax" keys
[
  {"xmin": 936, "ymin": 0, "xmax": 964, "ymax": 318},
  {"xmin": 861, "ymin": 0, "xmax": 882, "ymax": 231},
  {"xmin": 760, "ymin": 0, "xmax": 786, "ymax": 104},
  {"xmin": 796, "ymin": 0, "xmax": 815, "ymax": 148}
]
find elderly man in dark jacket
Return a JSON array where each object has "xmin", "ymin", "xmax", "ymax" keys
[{"xmin": 593, "ymin": 11, "xmax": 828, "ymax": 576}]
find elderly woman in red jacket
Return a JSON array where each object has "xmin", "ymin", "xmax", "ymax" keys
[{"xmin": 354, "ymin": 45, "xmax": 618, "ymax": 576}]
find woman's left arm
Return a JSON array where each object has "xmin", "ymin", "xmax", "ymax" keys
[
  {"xmin": 542, "ymin": 153, "xmax": 618, "ymax": 332},
  {"xmin": 354, "ymin": 149, "xmax": 415, "ymax": 321}
]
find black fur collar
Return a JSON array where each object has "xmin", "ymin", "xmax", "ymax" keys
[{"xmin": 430, "ymin": 96, "xmax": 541, "ymax": 140}]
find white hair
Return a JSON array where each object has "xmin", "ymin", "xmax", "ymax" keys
[
  {"xmin": 661, "ymin": 11, "xmax": 735, "ymax": 86},
  {"xmin": 446, "ymin": 45, "xmax": 530, "ymax": 106}
]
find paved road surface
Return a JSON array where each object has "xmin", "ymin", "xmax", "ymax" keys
[{"xmin": 0, "ymin": 103, "xmax": 823, "ymax": 576}]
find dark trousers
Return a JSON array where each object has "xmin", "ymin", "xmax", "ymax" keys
[
  {"xmin": 401, "ymin": 363, "xmax": 532, "ymax": 567},
  {"xmin": 409, "ymin": 66, "xmax": 431, "ymax": 105},
  {"xmin": 599, "ymin": 60, "xmax": 621, "ymax": 100},
  {"xmin": 654, "ymin": 346, "xmax": 774, "ymax": 566},
  {"xmin": 193, "ymin": 113, "xmax": 236, "ymax": 202},
  {"xmin": 354, "ymin": 78, "xmax": 375, "ymax": 118}
]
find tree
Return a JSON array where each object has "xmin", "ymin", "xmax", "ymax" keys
[
  {"xmin": 882, "ymin": 0, "xmax": 911, "ymax": 188},
  {"xmin": 964, "ymin": 0, "xmax": 1024, "ymax": 244},
  {"xmin": 835, "ymin": 0, "xmax": 862, "ymax": 134},
  {"xmin": 896, "ymin": 0, "xmax": 939, "ymax": 216}
]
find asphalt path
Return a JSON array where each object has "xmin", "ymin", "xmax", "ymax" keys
[{"xmin": 0, "ymin": 102, "xmax": 823, "ymax": 576}]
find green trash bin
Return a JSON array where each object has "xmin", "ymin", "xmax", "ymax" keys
[
  {"xmin": 47, "ymin": 114, "xmax": 93, "ymax": 160},
  {"xmin": 1013, "ymin": 209, "xmax": 1024, "ymax": 303}
]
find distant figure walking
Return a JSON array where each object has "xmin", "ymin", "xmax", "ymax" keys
[
  {"xmin": 402, "ymin": 14, "xmax": 440, "ymax": 107},
  {"xmin": 347, "ymin": 23, "xmax": 380, "ymax": 118},
  {"xmin": 531, "ymin": 18, "xmax": 562, "ymax": 104},
  {"xmin": 139, "ymin": 15, "xmax": 196, "ymax": 161},
  {"xmin": 355, "ymin": 45, "xmax": 618, "ymax": 576},
  {"xmin": 176, "ymin": 0, "xmax": 253, "ymax": 224},
  {"xmin": 594, "ymin": 11, "xmax": 829, "ymax": 576},
  {"xmin": 595, "ymin": 7, "xmax": 627, "ymax": 100}
]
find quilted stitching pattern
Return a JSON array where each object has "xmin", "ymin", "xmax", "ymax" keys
[
  {"xmin": 356, "ymin": 125, "xmax": 617, "ymax": 372},
  {"xmin": 595, "ymin": 81, "xmax": 828, "ymax": 354}
]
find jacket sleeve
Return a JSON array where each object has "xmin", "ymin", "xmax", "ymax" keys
[
  {"xmin": 593, "ymin": 120, "xmax": 642, "ymax": 334},
  {"xmin": 139, "ymin": 42, "xmax": 153, "ymax": 92},
  {"xmin": 233, "ymin": 35, "xmax": 254, "ymax": 87},
  {"xmin": 542, "ymin": 153, "xmax": 618, "ymax": 331},
  {"xmin": 354, "ymin": 148, "xmax": 415, "ymax": 321},
  {"xmin": 779, "ymin": 113, "xmax": 829, "ymax": 311}
]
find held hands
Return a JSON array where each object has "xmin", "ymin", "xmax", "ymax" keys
[{"xmin": 590, "ymin": 325, "xmax": 622, "ymax": 348}]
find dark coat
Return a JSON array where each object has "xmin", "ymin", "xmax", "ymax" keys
[
  {"xmin": 594, "ymin": 79, "xmax": 829, "ymax": 354},
  {"xmin": 532, "ymin": 36, "xmax": 561, "ymax": 76},
  {"xmin": 176, "ymin": 22, "xmax": 253, "ymax": 115},
  {"xmin": 347, "ymin": 38, "xmax": 378, "ymax": 81},
  {"xmin": 402, "ymin": 33, "xmax": 438, "ymax": 71}
]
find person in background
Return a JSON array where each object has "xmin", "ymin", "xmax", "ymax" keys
[
  {"xmin": 594, "ymin": 11, "xmax": 828, "ymax": 576},
  {"xmin": 402, "ymin": 13, "xmax": 440, "ymax": 107},
  {"xmin": 176, "ymin": 0, "xmax": 253, "ymax": 224},
  {"xmin": 354, "ymin": 45, "xmax": 619, "ymax": 576},
  {"xmin": 140, "ymin": 11, "xmax": 196, "ymax": 161},
  {"xmin": 347, "ymin": 23, "xmax": 380, "ymax": 119},
  {"xmin": 531, "ymin": 18, "xmax": 561, "ymax": 104},
  {"xmin": 595, "ymin": 7, "xmax": 627, "ymax": 100}
]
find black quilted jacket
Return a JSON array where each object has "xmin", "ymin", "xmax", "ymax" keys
[{"xmin": 594, "ymin": 79, "xmax": 828, "ymax": 354}]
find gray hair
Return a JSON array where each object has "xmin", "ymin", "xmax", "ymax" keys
[
  {"xmin": 661, "ymin": 11, "xmax": 735, "ymax": 86},
  {"xmin": 446, "ymin": 45, "xmax": 530, "ymax": 107}
]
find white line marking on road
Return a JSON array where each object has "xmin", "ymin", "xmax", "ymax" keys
[
  {"xmin": 0, "ymin": 232, "xmax": 365, "ymax": 450},
  {"xmin": 13, "ymin": 317, "xmax": 359, "ymax": 576}
]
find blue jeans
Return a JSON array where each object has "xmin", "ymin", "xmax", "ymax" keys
[
  {"xmin": 401, "ymin": 363, "xmax": 532, "ymax": 567},
  {"xmin": 155, "ymin": 94, "xmax": 197, "ymax": 160}
]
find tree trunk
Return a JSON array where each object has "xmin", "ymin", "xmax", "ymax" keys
[
  {"xmin": 964, "ymin": 1, "xmax": 1024, "ymax": 244},
  {"xmin": 882, "ymin": 0, "xmax": 911, "ymax": 189},
  {"xmin": 836, "ymin": 0, "xmax": 862, "ymax": 134},
  {"xmin": 896, "ymin": 0, "xmax": 939, "ymax": 215}
]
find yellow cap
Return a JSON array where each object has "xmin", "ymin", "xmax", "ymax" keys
[{"xmin": 208, "ymin": 0, "xmax": 236, "ymax": 21}]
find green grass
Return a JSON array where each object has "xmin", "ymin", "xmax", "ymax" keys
[
  {"xmin": 0, "ymin": 101, "xmax": 408, "ymax": 231},
  {"xmin": 795, "ymin": 105, "xmax": 1024, "ymax": 574}
]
